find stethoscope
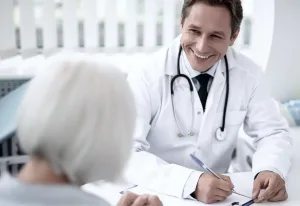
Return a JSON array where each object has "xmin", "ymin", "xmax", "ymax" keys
[{"xmin": 170, "ymin": 45, "xmax": 230, "ymax": 141}]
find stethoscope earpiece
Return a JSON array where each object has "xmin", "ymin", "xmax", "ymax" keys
[
  {"xmin": 188, "ymin": 131, "xmax": 195, "ymax": 136},
  {"xmin": 177, "ymin": 133, "xmax": 184, "ymax": 138},
  {"xmin": 177, "ymin": 131, "xmax": 195, "ymax": 138}
]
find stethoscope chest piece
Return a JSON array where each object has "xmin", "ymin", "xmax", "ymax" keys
[{"xmin": 216, "ymin": 127, "xmax": 226, "ymax": 141}]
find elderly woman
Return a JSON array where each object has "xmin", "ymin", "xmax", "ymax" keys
[{"xmin": 0, "ymin": 54, "xmax": 162, "ymax": 206}]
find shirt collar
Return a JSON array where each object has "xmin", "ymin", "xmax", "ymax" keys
[{"xmin": 182, "ymin": 50, "xmax": 218, "ymax": 78}]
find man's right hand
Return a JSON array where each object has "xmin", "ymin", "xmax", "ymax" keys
[
  {"xmin": 194, "ymin": 173, "xmax": 234, "ymax": 204},
  {"xmin": 117, "ymin": 192, "xmax": 162, "ymax": 206}
]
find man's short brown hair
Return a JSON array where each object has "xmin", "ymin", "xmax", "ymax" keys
[{"xmin": 181, "ymin": 0, "xmax": 243, "ymax": 36}]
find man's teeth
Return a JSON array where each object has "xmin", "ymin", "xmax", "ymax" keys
[{"xmin": 194, "ymin": 53, "xmax": 210, "ymax": 59}]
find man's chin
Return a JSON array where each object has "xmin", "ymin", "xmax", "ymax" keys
[{"xmin": 192, "ymin": 64, "xmax": 214, "ymax": 72}]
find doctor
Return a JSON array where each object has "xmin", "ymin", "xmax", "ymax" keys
[{"xmin": 125, "ymin": 0, "xmax": 292, "ymax": 204}]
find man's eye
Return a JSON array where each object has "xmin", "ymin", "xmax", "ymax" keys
[
  {"xmin": 190, "ymin": 29, "xmax": 200, "ymax": 34},
  {"xmin": 212, "ymin": 35, "xmax": 222, "ymax": 39}
]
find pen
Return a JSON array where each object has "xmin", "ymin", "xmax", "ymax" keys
[
  {"xmin": 119, "ymin": 184, "xmax": 137, "ymax": 194},
  {"xmin": 242, "ymin": 199, "xmax": 254, "ymax": 206},
  {"xmin": 190, "ymin": 154, "xmax": 251, "ymax": 199}
]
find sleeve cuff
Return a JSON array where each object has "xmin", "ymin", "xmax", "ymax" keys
[
  {"xmin": 182, "ymin": 171, "xmax": 203, "ymax": 199},
  {"xmin": 252, "ymin": 167, "xmax": 284, "ymax": 180}
]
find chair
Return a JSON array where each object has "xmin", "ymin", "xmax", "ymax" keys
[{"xmin": 0, "ymin": 79, "xmax": 30, "ymax": 175}]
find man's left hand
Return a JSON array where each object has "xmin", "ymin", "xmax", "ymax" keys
[{"xmin": 252, "ymin": 171, "xmax": 288, "ymax": 203}]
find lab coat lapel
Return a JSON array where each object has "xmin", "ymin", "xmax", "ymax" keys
[{"xmin": 206, "ymin": 61, "xmax": 225, "ymax": 114}]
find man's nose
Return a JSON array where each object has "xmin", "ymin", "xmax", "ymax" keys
[{"xmin": 195, "ymin": 36, "xmax": 209, "ymax": 52}]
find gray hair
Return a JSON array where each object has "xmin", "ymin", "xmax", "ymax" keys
[{"xmin": 16, "ymin": 53, "xmax": 135, "ymax": 185}]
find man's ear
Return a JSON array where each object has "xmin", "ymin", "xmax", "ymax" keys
[{"xmin": 229, "ymin": 30, "xmax": 240, "ymax": 46}]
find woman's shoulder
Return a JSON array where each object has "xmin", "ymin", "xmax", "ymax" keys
[{"xmin": 0, "ymin": 173, "xmax": 111, "ymax": 206}]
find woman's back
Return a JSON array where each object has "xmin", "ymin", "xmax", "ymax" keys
[{"xmin": 0, "ymin": 173, "xmax": 110, "ymax": 206}]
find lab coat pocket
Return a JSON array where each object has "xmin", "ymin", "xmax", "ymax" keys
[
  {"xmin": 221, "ymin": 110, "xmax": 247, "ymax": 126},
  {"xmin": 211, "ymin": 111, "xmax": 247, "ymax": 158}
]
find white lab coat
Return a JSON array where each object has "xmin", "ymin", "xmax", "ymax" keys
[{"xmin": 124, "ymin": 36, "xmax": 292, "ymax": 198}]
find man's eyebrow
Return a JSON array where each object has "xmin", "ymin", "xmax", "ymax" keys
[{"xmin": 189, "ymin": 24, "xmax": 201, "ymax": 30}]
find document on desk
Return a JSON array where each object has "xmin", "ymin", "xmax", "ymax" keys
[{"xmin": 128, "ymin": 172, "xmax": 254, "ymax": 206}]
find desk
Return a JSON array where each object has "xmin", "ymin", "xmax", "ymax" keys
[
  {"xmin": 83, "ymin": 128, "xmax": 300, "ymax": 206},
  {"xmin": 83, "ymin": 163, "xmax": 300, "ymax": 206}
]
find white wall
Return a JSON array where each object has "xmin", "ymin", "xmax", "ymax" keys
[
  {"xmin": 265, "ymin": 0, "xmax": 300, "ymax": 101},
  {"xmin": 251, "ymin": 0, "xmax": 300, "ymax": 101},
  {"xmin": 249, "ymin": 0, "xmax": 275, "ymax": 70}
]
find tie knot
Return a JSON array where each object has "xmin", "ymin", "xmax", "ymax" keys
[{"xmin": 196, "ymin": 73, "xmax": 211, "ymax": 87}]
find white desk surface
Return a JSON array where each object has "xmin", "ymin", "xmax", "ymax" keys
[{"xmin": 83, "ymin": 163, "xmax": 300, "ymax": 206}]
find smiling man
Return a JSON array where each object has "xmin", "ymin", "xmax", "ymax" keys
[
  {"xmin": 125, "ymin": 0, "xmax": 292, "ymax": 204},
  {"xmin": 180, "ymin": 1, "xmax": 238, "ymax": 72}
]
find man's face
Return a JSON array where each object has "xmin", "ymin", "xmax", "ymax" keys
[{"xmin": 180, "ymin": 2, "xmax": 239, "ymax": 72}]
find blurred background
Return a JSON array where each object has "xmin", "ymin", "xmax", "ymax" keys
[
  {"xmin": 0, "ymin": 0, "xmax": 299, "ymax": 175},
  {"xmin": 2, "ymin": 0, "xmax": 253, "ymax": 51}
]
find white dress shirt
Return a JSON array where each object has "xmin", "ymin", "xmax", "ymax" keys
[{"xmin": 182, "ymin": 50, "xmax": 217, "ymax": 91}]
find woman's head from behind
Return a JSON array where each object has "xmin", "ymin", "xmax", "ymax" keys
[{"xmin": 16, "ymin": 53, "xmax": 135, "ymax": 185}]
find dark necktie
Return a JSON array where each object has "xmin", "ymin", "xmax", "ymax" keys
[{"xmin": 195, "ymin": 73, "xmax": 211, "ymax": 111}]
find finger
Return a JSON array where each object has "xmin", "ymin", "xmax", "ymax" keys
[
  {"xmin": 252, "ymin": 178, "xmax": 264, "ymax": 199},
  {"xmin": 132, "ymin": 195, "xmax": 149, "ymax": 206},
  {"xmin": 220, "ymin": 175, "xmax": 234, "ymax": 188},
  {"xmin": 269, "ymin": 188, "xmax": 288, "ymax": 202},
  {"xmin": 259, "ymin": 177, "xmax": 280, "ymax": 201},
  {"xmin": 147, "ymin": 195, "xmax": 163, "ymax": 206},
  {"xmin": 277, "ymin": 179, "xmax": 286, "ymax": 191},
  {"xmin": 118, "ymin": 192, "xmax": 139, "ymax": 206},
  {"xmin": 254, "ymin": 198, "xmax": 268, "ymax": 204},
  {"xmin": 214, "ymin": 188, "xmax": 232, "ymax": 198},
  {"xmin": 214, "ymin": 195, "xmax": 227, "ymax": 202},
  {"xmin": 217, "ymin": 179, "xmax": 232, "ymax": 192}
]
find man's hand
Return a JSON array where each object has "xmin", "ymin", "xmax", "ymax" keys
[
  {"xmin": 252, "ymin": 171, "xmax": 288, "ymax": 203},
  {"xmin": 117, "ymin": 192, "xmax": 162, "ymax": 206},
  {"xmin": 194, "ymin": 173, "xmax": 234, "ymax": 204}
]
